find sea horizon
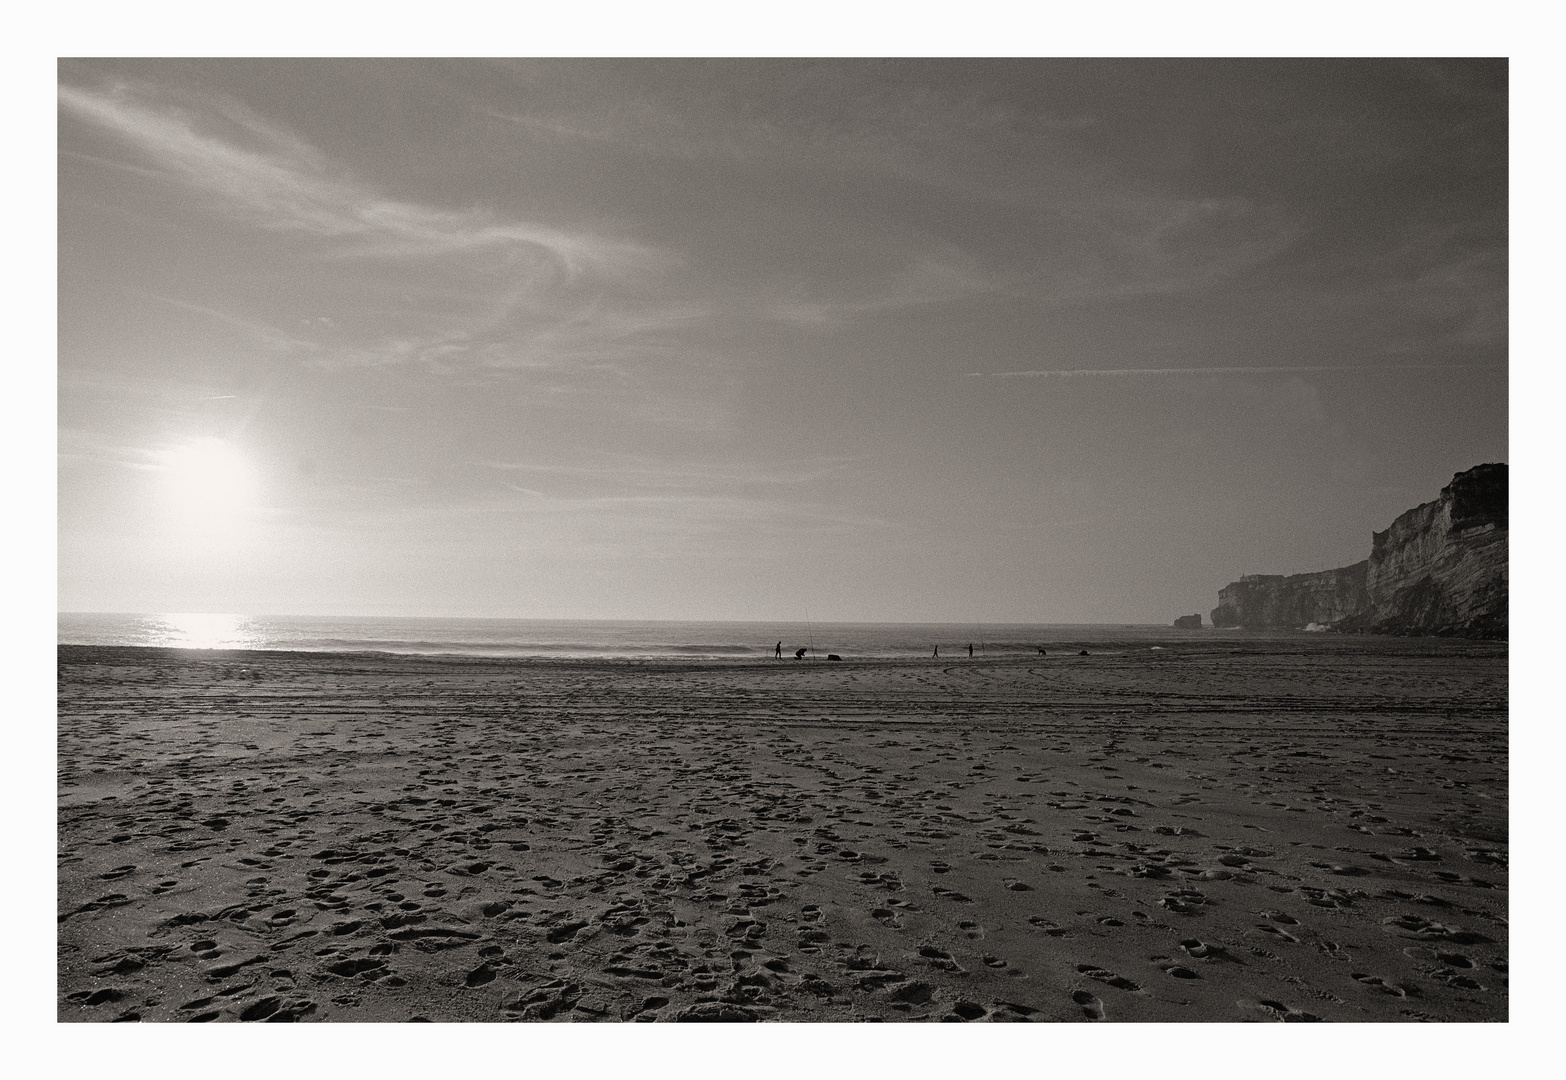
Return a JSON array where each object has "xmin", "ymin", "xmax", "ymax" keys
[{"xmin": 57, "ymin": 611, "xmax": 1214, "ymax": 659}]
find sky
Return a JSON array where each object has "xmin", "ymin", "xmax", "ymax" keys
[{"xmin": 57, "ymin": 58, "xmax": 1508, "ymax": 623}]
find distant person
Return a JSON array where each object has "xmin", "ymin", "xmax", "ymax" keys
[
  {"xmin": 775, "ymin": 640, "xmax": 782, "ymax": 659},
  {"xmin": 795, "ymin": 648, "xmax": 807, "ymax": 659},
  {"xmin": 933, "ymin": 645, "xmax": 939, "ymax": 657},
  {"xmin": 968, "ymin": 643, "xmax": 974, "ymax": 657}
]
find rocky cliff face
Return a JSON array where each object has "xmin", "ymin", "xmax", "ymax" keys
[
  {"xmin": 1209, "ymin": 463, "xmax": 1507, "ymax": 638},
  {"xmin": 1209, "ymin": 562, "xmax": 1369, "ymax": 631}
]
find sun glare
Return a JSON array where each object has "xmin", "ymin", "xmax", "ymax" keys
[
  {"xmin": 155, "ymin": 437, "xmax": 260, "ymax": 532},
  {"xmin": 157, "ymin": 612, "xmax": 251, "ymax": 649}
]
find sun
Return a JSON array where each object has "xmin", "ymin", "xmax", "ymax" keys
[{"xmin": 154, "ymin": 437, "xmax": 260, "ymax": 530}]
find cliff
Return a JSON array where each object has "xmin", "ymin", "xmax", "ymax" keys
[
  {"xmin": 1209, "ymin": 562, "xmax": 1369, "ymax": 631},
  {"xmin": 1208, "ymin": 463, "xmax": 1507, "ymax": 638}
]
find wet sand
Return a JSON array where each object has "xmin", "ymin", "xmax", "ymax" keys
[{"xmin": 57, "ymin": 637, "xmax": 1507, "ymax": 1022}]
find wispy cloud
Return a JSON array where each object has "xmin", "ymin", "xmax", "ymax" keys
[
  {"xmin": 145, "ymin": 293, "xmax": 331, "ymax": 358},
  {"xmin": 1040, "ymin": 193, "xmax": 1299, "ymax": 304},
  {"xmin": 965, "ymin": 363, "xmax": 1504, "ymax": 379},
  {"xmin": 764, "ymin": 252, "xmax": 997, "ymax": 326},
  {"xmin": 487, "ymin": 63, "xmax": 1300, "ymax": 305},
  {"xmin": 58, "ymin": 79, "xmax": 649, "ymax": 274},
  {"xmin": 61, "ymin": 76, "xmax": 726, "ymax": 401}
]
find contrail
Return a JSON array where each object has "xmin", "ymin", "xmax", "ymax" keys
[{"xmin": 964, "ymin": 363, "xmax": 1503, "ymax": 378}]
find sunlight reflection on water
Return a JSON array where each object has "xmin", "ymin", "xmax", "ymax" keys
[{"xmin": 150, "ymin": 613, "xmax": 257, "ymax": 649}]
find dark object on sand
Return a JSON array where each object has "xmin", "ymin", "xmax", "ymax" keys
[
  {"xmin": 1172, "ymin": 614, "xmax": 1203, "ymax": 629},
  {"xmin": 1037, "ymin": 647, "xmax": 1047, "ymax": 655},
  {"xmin": 794, "ymin": 648, "xmax": 807, "ymax": 659},
  {"xmin": 827, "ymin": 654, "xmax": 842, "ymax": 662},
  {"xmin": 1078, "ymin": 649, "xmax": 1089, "ymax": 656}
]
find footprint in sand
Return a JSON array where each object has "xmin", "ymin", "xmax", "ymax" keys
[
  {"xmin": 1253, "ymin": 998, "xmax": 1322, "ymax": 1022},
  {"xmin": 1159, "ymin": 889, "xmax": 1209, "ymax": 916},
  {"xmin": 1028, "ymin": 916, "xmax": 1069, "ymax": 937},
  {"xmin": 993, "ymin": 1000, "xmax": 1039, "ymax": 1020},
  {"xmin": 796, "ymin": 928, "xmax": 829, "ymax": 952},
  {"xmin": 1071, "ymin": 989, "xmax": 1105, "ymax": 1019},
  {"xmin": 1152, "ymin": 957, "xmax": 1200, "ymax": 979},
  {"xmin": 945, "ymin": 1000, "xmax": 988, "ymax": 1021},
  {"xmin": 871, "ymin": 908, "xmax": 903, "ymax": 930},
  {"xmin": 1253, "ymin": 918, "xmax": 1300, "ymax": 943},
  {"xmin": 1351, "ymin": 972, "xmax": 1416, "ymax": 997},
  {"xmin": 918, "ymin": 945, "xmax": 962, "ymax": 971},
  {"xmin": 1077, "ymin": 963, "xmax": 1140, "ymax": 991}
]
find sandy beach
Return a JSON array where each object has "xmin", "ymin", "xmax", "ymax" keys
[{"xmin": 58, "ymin": 637, "xmax": 1507, "ymax": 1023}]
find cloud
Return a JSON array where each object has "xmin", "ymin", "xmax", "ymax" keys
[
  {"xmin": 965, "ymin": 363, "xmax": 1503, "ymax": 379},
  {"xmin": 146, "ymin": 293, "xmax": 331, "ymax": 357},
  {"xmin": 58, "ymin": 79, "xmax": 649, "ymax": 275},
  {"xmin": 764, "ymin": 252, "xmax": 997, "ymax": 326},
  {"xmin": 61, "ymin": 76, "xmax": 721, "ymax": 399},
  {"xmin": 478, "ymin": 62, "xmax": 1299, "ymax": 309}
]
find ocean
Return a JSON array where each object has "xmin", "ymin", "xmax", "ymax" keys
[{"xmin": 56, "ymin": 612, "xmax": 1200, "ymax": 660}]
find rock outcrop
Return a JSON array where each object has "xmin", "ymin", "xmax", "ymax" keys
[
  {"xmin": 1209, "ymin": 562, "xmax": 1369, "ymax": 631},
  {"xmin": 1209, "ymin": 464, "xmax": 1506, "ymax": 638},
  {"xmin": 1172, "ymin": 614, "xmax": 1204, "ymax": 629}
]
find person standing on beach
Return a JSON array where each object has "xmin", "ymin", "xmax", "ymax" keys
[
  {"xmin": 933, "ymin": 645, "xmax": 939, "ymax": 657},
  {"xmin": 775, "ymin": 640, "xmax": 782, "ymax": 659},
  {"xmin": 968, "ymin": 643, "xmax": 973, "ymax": 657}
]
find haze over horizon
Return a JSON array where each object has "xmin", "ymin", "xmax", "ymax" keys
[{"xmin": 58, "ymin": 58, "xmax": 1507, "ymax": 623}]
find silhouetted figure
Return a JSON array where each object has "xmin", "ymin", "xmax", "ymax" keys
[
  {"xmin": 968, "ymin": 643, "xmax": 974, "ymax": 657},
  {"xmin": 775, "ymin": 640, "xmax": 782, "ymax": 659},
  {"xmin": 933, "ymin": 645, "xmax": 939, "ymax": 657},
  {"xmin": 795, "ymin": 648, "xmax": 807, "ymax": 659}
]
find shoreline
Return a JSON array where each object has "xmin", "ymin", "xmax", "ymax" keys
[{"xmin": 58, "ymin": 634, "xmax": 1508, "ymax": 666}]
